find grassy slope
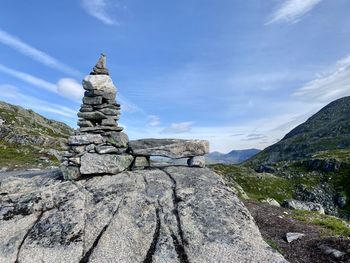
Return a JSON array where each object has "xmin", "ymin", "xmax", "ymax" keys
[{"xmin": 0, "ymin": 101, "xmax": 73, "ymax": 169}]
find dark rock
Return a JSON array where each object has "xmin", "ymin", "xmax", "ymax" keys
[{"xmin": 83, "ymin": 96, "xmax": 103, "ymax": 105}]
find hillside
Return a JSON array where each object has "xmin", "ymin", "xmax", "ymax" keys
[
  {"xmin": 0, "ymin": 101, "xmax": 73, "ymax": 170},
  {"xmin": 248, "ymin": 96, "xmax": 350, "ymax": 165},
  {"xmin": 206, "ymin": 148, "xmax": 260, "ymax": 164}
]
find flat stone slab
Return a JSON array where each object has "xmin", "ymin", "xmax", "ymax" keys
[
  {"xmin": 129, "ymin": 138, "xmax": 209, "ymax": 158},
  {"xmin": 0, "ymin": 167, "xmax": 287, "ymax": 263},
  {"xmin": 80, "ymin": 153, "xmax": 133, "ymax": 175}
]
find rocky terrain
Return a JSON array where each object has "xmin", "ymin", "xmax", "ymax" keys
[
  {"xmin": 0, "ymin": 101, "xmax": 72, "ymax": 170},
  {"xmin": 0, "ymin": 167, "xmax": 286, "ymax": 263},
  {"xmin": 206, "ymin": 148, "xmax": 260, "ymax": 164}
]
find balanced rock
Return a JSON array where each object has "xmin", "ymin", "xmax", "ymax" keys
[
  {"xmin": 68, "ymin": 134, "xmax": 104, "ymax": 146},
  {"xmin": 90, "ymin": 53, "xmax": 109, "ymax": 75}
]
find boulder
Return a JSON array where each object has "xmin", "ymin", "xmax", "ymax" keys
[
  {"xmin": 282, "ymin": 199, "xmax": 325, "ymax": 214},
  {"xmin": 0, "ymin": 167, "xmax": 287, "ymax": 263},
  {"xmin": 187, "ymin": 156, "xmax": 206, "ymax": 167},
  {"xmin": 80, "ymin": 153, "xmax": 133, "ymax": 175},
  {"xmin": 129, "ymin": 139, "xmax": 209, "ymax": 158},
  {"xmin": 83, "ymin": 75, "xmax": 116, "ymax": 97},
  {"xmin": 68, "ymin": 134, "xmax": 104, "ymax": 146}
]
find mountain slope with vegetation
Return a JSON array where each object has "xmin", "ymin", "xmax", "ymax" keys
[
  {"xmin": 206, "ymin": 148, "xmax": 260, "ymax": 164},
  {"xmin": 0, "ymin": 101, "xmax": 73, "ymax": 170},
  {"xmin": 248, "ymin": 96, "xmax": 350, "ymax": 165}
]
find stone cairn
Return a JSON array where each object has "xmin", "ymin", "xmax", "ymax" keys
[{"xmin": 61, "ymin": 54, "xmax": 209, "ymax": 180}]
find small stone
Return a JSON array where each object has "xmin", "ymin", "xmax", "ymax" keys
[
  {"xmin": 80, "ymin": 106, "xmax": 93, "ymax": 112},
  {"xmin": 93, "ymin": 103, "xmax": 120, "ymax": 110},
  {"xmin": 98, "ymin": 108, "xmax": 120, "ymax": 116},
  {"xmin": 85, "ymin": 144, "xmax": 95, "ymax": 152},
  {"xmin": 78, "ymin": 111, "xmax": 107, "ymax": 120},
  {"xmin": 80, "ymin": 126, "xmax": 123, "ymax": 133},
  {"xmin": 104, "ymin": 132, "xmax": 129, "ymax": 147},
  {"xmin": 95, "ymin": 145, "xmax": 125, "ymax": 154},
  {"xmin": 80, "ymin": 153, "xmax": 133, "ymax": 175},
  {"xmin": 319, "ymin": 245, "xmax": 346, "ymax": 258},
  {"xmin": 285, "ymin": 233, "xmax": 305, "ymax": 243},
  {"xmin": 68, "ymin": 157, "xmax": 81, "ymax": 165},
  {"xmin": 72, "ymin": 146, "xmax": 86, "ymax": 154},
  {"xmin": 90, "ymin": 54, "xmax": 109, "ymax": 75},
  {"xmin": 68, "ymin": 134, "xmax": 104, "ymax": 146},
  {"xmin": 61, "ymin": 165, "xmax": 81, "ymax": 180},
  {"xmin": 83, "ymin": 96, "xmax": 103, "ymax": 105},
  {"xmin": 187, "ymin": 156, "xmax": 206, "ymax": 168},
  {"xmin": 77, "ymin": 120, "xmax": 93, "ymax": 127},
  {"xmin": 101, "ymin": 117, "xmax": 117, "ymax": 126},
  {"xmin": 132, "ymin": 156, "xmax": 150, "ymax": 170}
]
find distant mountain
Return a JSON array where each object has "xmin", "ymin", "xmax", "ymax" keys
[
  {"xmin": 0, "ymin": 101, "xmax": 73, "ymax": 170},
  {"xmin": 247, "ymin": 96, "xmax": 350, "ymax": 165},
  {"xmin": 206, "ymin": 149, "xmax": 261, "ymax": 164}
]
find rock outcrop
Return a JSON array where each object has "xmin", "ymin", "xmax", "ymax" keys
[{"xmin": 0, "ymin": 167, "xmax": 287, "ymax": 263}]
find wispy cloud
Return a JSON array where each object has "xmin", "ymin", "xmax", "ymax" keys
[
  {"xmin": 0, "ymin": 63, "xmax": 57, "ymax": 93},
  {"xmin": 0, "ymin": 84, "xmax": 76, "ymax": 118},
  {"xmin": 0, "ymin": 63, "xmax": 83, "ymax": 101},
  {"xmin": 0, "ymin": 28, "xmax": 82, "ymax": 77},
  {"xmin": 162, "ymin": 122, "xmax": 194, "ymax": 134},
  {"xmin": 147, "ymin": 115, "xmax": 161, "ymax": 127},
  {"xmin": 293, "ymin": 54, "xmax": 350, "ymax": 102},
  {"xmin": 266, "ymin": 0, "xmax": 322, "ymax": 25},
  {"xmin": 81, "ymin": 0, "xmax": 119, "ymax": 25}
]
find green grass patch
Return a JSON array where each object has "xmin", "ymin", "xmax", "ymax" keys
[
  {"xmin": 292, "ymin": 210, "xmax": 350, "ymax": 237},
  {"xmin": 265, "ymin": 239, "xmax": 281, "ymax": 253},
  {"xmin": 210, "ymin": 164, "xmax": 295, "ymax": 203}
]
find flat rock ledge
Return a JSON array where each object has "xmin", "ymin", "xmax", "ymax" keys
[{"xmin": 0, "ymin": 167, "xmax": 287, "ymax": 263}]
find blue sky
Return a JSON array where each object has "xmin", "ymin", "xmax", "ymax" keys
[{"xmin": 0, "ymin": 0, "xmax": 350, "ymax": 152}]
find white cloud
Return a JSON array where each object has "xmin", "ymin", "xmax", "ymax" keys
[
  {"xmin": 56, "ymin": 78, "xmax": 84, "ymax": 101},
  {"xmin": 81, "ymin": 0, "xmax": 118, "ymax": 25},
  {"xmin": 0, "ymin": 63, "xmax": 57, "ymax": 93},
  {"xmin": 148, "ymin": 115, "xmax": 160, "ymax": 127},
  {"xmin": 0, "ymin": 28, "xmax": 81, "ymax": 77},
  {"xmin": 0, "ymin": 63, "xmax": 83, "ymax": 102},
  {"xmin": 293, "ymin": 54, "xmax": 350, "ymax": 102},
  {"xmin": 266, "ymin": 0, "xmax": 322, "ymax": 25},
  {"xmin": 162, "ymin": 122, "xmax": 194, "ymax": 134},
  {"xmin": 0, "ymin": 84, "xmax": 76, "ymax": 118}
]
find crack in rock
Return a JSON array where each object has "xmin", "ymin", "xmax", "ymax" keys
[
  {"xmin": 159, "ymin": 169, "xmax": 190, "ymax": 263},
  {"xmin": 143, "ymin": 207, "xmax": 161, "ymax": 263},
  {"xmin": 15, "ymin": 210, "xmax": 44, "ymax": 263},
  {"xmin": 79, "ymin": 197, "xmax": 124, "ymax": 263}
]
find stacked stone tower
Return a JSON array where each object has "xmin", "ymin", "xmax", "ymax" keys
[{"xmin": 61, "ymin": 54, "xmax": 133, "ymax": 180}]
